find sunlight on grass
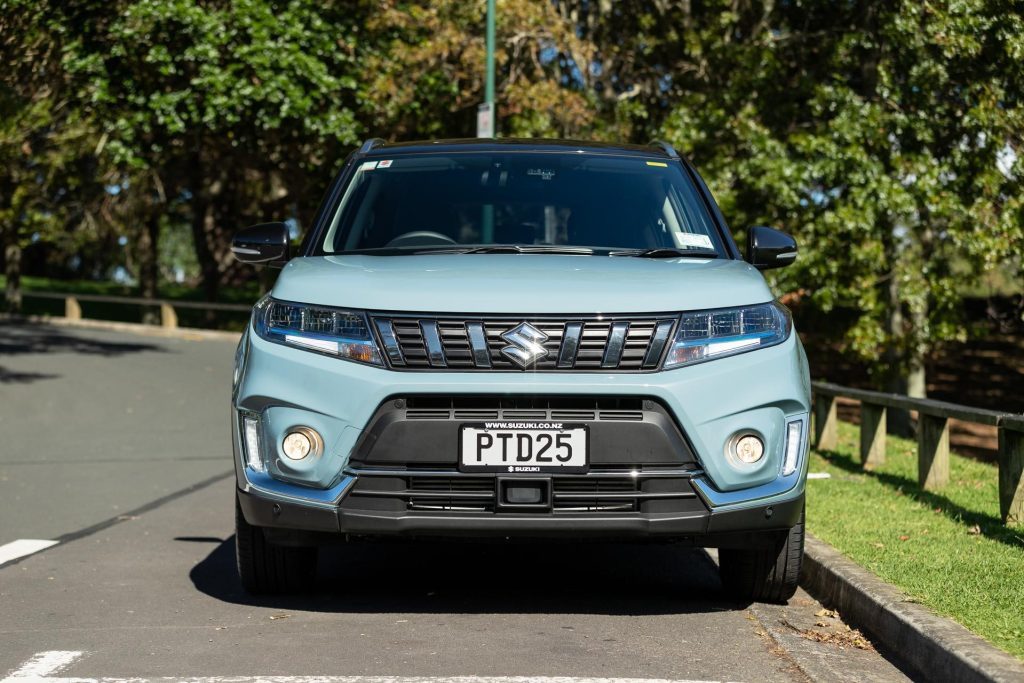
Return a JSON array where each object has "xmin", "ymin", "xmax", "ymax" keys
[{"xmin": 806, "ymin": 421, "xmax": 1024, "ymax": 659}]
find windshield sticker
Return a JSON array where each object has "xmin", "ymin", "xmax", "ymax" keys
[
  {"xmin": 677, "ymin": 233, "xmax": 714, "ymax": 249},
  {"xmin": 359, "ymin": 161, "xmax": 378, "ymax": 171},
  {"xmin": 377, "ymin": 159, "xmax": 393, "ymax": 168},
  {"xmin": 646, "ymin": 161, "xmax": 668, "ymax": 167},
  {"xmin": 526, "ymin": 168, "xmax": 555, "ymax": 180}
]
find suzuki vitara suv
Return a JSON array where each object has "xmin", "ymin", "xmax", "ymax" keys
[{"xmin": 230, "ymin": 138, "xmax": 810, "ymax": 602}]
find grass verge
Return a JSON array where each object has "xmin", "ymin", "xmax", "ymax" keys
[{"xmin": 806, "ymin": 421, "xmax": 1024, "ymax": 659}]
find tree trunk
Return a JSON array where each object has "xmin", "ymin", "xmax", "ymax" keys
[
  {"xmin": 883, "ymin": 228, "xmax": 914, "ymax": 437},
  {"xmin": 885, "ymin": 279, "xmax": 913, "ymax": 437},
  {"xmin": 906, "ymin": 301, "xmax": 928, "ymax": 400},
  {"xmin": 4, "ymin": 238, "xmax": 21, "ymax": 314},
  {"xmin": 190, "ymin": 199, "xmax": 220, "ymax": 304},
  {"xmin": 187, "ymin": 148, "xmax": 221, "ymax": 309},
  {"xmin": 907, "ymin": 353, "xmax": 926, "ymax": 399},
  {"xmin": 139, "ymin": 212, "xmax": 161, "ymax": 324}
]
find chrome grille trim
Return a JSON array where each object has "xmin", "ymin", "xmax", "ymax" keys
[
  {"xmin": 374, "ymin": 319, "xmax": 404, "ymax": 364},
  {"xmin": 467, "ymin": 322, "xmax": 491, "ymax": 367},
  {"xmin": 644, "ymin": 320, "xmax": 675, "ymax": 368},
  {"xmin": 558, "ymin": 322, "xmax": 583, "ymax": 368},
  {"xmin": 602, "ymin": 322, "xmax": 629, "ymax": 368},
  {"xmin": 371, "ymin": 314, "xmax": 677, "ymax": 372},
  {"xmin": 345, "ymin": 466, "xmax": 704, "ymax": 479},
  {"xmin": 420, "ymin": 321, "xmax": 446, "ymax": 366}
]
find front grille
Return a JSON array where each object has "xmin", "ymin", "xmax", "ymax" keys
[
  {"xmin": 372, "ymin": 314, "xmax": 676, "ymax": 371},
  {"xmin": 403, "ymin": 396, "xmax": 644, "ymax": 423},
  {"xmin": 552, "ymin": 477, "xmax": 639, "ymax": 512},
  {"xmin": 407, "ymin": 476, "xmax": 495, "ymax": 512},
  {"xmin": 345, "ymin": 469, "xmax": 704, "ymax": 516}
]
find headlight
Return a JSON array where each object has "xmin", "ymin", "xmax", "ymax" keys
[
  {"xmin": 664, "ymin": 302, "xmax": 791, "ymax": 368},
  {"xmin": 253, "ymin": 297, "xmax": 383, "ymax": 366}
]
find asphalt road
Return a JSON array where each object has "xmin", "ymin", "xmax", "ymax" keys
[{"xmin": 0, "ymin": 321, "xmax": 915, "ymax": 682}]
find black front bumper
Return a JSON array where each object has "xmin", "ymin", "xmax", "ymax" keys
[
  {"xmin": 237, "ymin": 482, "xmax": 804, "ymax": 548},
  {"xmin": 238, "ymin": 394, "xmax": 804, "ymax": 546}
]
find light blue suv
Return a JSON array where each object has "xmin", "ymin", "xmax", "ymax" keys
[{"xmin": 230, "ymin": 138, "xmax": 810, "ymax": 602}]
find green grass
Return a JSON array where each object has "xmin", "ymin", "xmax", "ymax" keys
[{"xmin": 807, "ymin": 421, "xmax": 1024, "ymax": 659}]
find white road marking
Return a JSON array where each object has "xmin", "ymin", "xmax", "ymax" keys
[
  {"xmin": 0, "ymin": 539, "xmax": 59, "ymax": 565},
  {"xmin": 3, "ymin": 650, "xmax": 84, "ymax": 679},
  {"xmin": 0, "ymin": 662, "xmax": 731, "ymax": 683}
]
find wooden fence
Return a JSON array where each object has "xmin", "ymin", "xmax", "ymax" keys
[
  {"xmin": 812, "ymin": 381, "xmax": 1024, "ymax": 526},
  {"xmin": 18, "ymin": 291, "xmax": 252, "ymax": 329}
]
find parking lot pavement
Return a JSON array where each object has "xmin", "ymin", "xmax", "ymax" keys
[
  {"xmin": 0, "ymin": 322, "xmax": 915, "ymax": 682},
  {"xmin": 0, "ymin": 321, "xmax": 236, "ymax": 545}
]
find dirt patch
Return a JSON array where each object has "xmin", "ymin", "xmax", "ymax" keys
[{"xmin": 781, "ymin": 617, "xmax": 876, "ymax": 651}]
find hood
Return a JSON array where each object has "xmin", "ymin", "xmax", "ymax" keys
[{"xmin": 271, "ymin": 254, "xmax": 774, "ymax": 314}]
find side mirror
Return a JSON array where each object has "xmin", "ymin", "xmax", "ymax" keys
[
  {"xmin": 748, "ymin": 226, "xmax": 797, "ymax": 270},
  {"xmin": 231, "ymin": 222, "xmax": 290, "ymax": 266}
]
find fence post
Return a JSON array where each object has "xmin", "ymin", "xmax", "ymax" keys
[
  {"xmin": 65, "ymin": 296, "xmax": 81, "ymax": 320},
  {"xmin": 998, "ymin": 424, "xmax": 1024, "ymax": 526},
  {"xmin": 918, "ymin": 414, "xmax": 950, "ymax": 490},
  {"xmin": 814, "ymin": 393, "xmax": 838, "ymax": 450},
  {"xmin": 860, "ymin": 402, "xmax": 886, "ymax": 468},
  {"xmin": 160, "ymin": 303, "xmax": 178, "ymax": 330}
]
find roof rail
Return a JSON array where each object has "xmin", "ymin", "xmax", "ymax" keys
[
  {"xmin": 648, "ymin": 139, "xmax": 680, "ymax": 159},
  {"xmin": 358, "ymin": 137, "xmax": 386, "ymax": 154}
]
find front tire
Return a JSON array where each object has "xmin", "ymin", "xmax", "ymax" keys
[
  {"xmin": 235, "ymin": 495, "xmax": 317, "ymax": 594},
  {"xmin": 718, "ymin": 507, "xmax": 804, "ymax": 604}
]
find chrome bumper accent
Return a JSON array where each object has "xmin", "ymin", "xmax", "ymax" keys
[
  {"xmin": 343, "ymin": 466, "xmax": 704, "ymax": 479},
  {"xmin": 692, "ymin": 473, "xmax": 801, "ymax": 509},
  {"xmin": 692, "ymin": 413, "xmax": 809, "ymax": 511},
  {"xmin": 241, "ymin": 469, "xmax": 356, "ymax": 509}
]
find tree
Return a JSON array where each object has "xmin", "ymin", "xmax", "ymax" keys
[
  {"xmin": 594, "ymin": 1, "xmax": 1024, "ymax": 429},
  {"xmin": 0, "ymin": 0, "xmax": 108, "ymax": 312},
  {"xmin": 357, "ymin": 0, "xmax": 599, "ymax": 139},
  {"xmin": 67, "ymin": 0, "xmax": 364, "ymax": 301}
]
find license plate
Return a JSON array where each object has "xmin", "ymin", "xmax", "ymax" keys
[{"xmin": 459, "ymin": 422, "xmax": 589, "ymax": 473}]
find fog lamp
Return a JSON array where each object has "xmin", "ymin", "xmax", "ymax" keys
[
  {"xmin": 281, "ymin": 427, "xmax": 323, "ymax": 461},
  {"xmin": 731, "ymin": 434, "xmax": 765, "ymax": 464}
]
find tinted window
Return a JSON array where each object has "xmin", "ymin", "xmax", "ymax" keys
[{"xmin": 321, "ymin": 153, "xmax": 723, "ymax": 254}]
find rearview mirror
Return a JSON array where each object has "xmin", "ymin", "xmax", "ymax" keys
[
  {"xmin": 231, "ymin": 222, "xmax": 290, "ymax": 266},
  {"xmin": 748, "ymin": 226, "xmax": 797, "ymax": 270}
]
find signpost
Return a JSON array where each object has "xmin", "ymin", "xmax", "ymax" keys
[
  {"xmin": 477, "ymin": 0, "xmax": 496, "ymax": 138},
  {"xmin": 476, "ymin": 102, "xmax": 494, "ymax": 138}
]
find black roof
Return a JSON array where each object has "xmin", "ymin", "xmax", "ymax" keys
[{"xmin": 360, "ymin": 137, "xmax": 678, "ymax": 159}]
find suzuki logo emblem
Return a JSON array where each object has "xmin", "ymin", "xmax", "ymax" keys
[{"xmin": 500, "ymin": 322, "xmax": 549, "ymax": 368}]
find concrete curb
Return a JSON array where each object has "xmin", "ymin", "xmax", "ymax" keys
[
  {"xmin": 801, "ymin": 532, "xmax": 1024, "ymax": 682},
  {"xmin": 0, "ymin": 314, "xmax": 242, "ymax": 342}
]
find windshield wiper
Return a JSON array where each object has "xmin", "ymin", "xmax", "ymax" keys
[
  {"xmin": 609, "ymin": 247, "xmax": 719, "ymax": 259},
  {"xmin": 416, "ymin": 244, "xmax": 595, "ymax": 255}
]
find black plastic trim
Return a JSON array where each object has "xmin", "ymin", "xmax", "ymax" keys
[
  {"xmin": 239, "ymin": 481, "xmax": 804, "ymax": 545},
  {"xmin": 348, "ymin": 396, "xmax": 698, "ymax": 469}
]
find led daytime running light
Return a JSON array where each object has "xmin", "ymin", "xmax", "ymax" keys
[
  {"xmin": 255, "ymin": 299, "xmax": 383, "ymax": 366},
  {"xmin": 664, "ymin": 302, "xmax": 791, "ymax": 368}
]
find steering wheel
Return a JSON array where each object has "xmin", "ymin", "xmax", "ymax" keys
[{"xmin": 385, "ymin": 231, "xmax": 457, "ymax": 248}]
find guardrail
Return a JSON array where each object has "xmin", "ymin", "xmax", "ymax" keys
[
  {"xmin": 18, "ymin": 291, "xmax": 252, "ymax": 329},
  {"xmin": 812, "ymin": 381, "xmax": 1024, "ymax": 526}
]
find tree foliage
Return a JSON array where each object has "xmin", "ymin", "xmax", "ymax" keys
[{"xmin": 1, "ymin": 0, "xmax": 1021, "ymax": 393}]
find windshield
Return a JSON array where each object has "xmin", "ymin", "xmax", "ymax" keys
[{"xmin": 319, "ymin": 152, "xmax": 726, "ymax": 256}]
